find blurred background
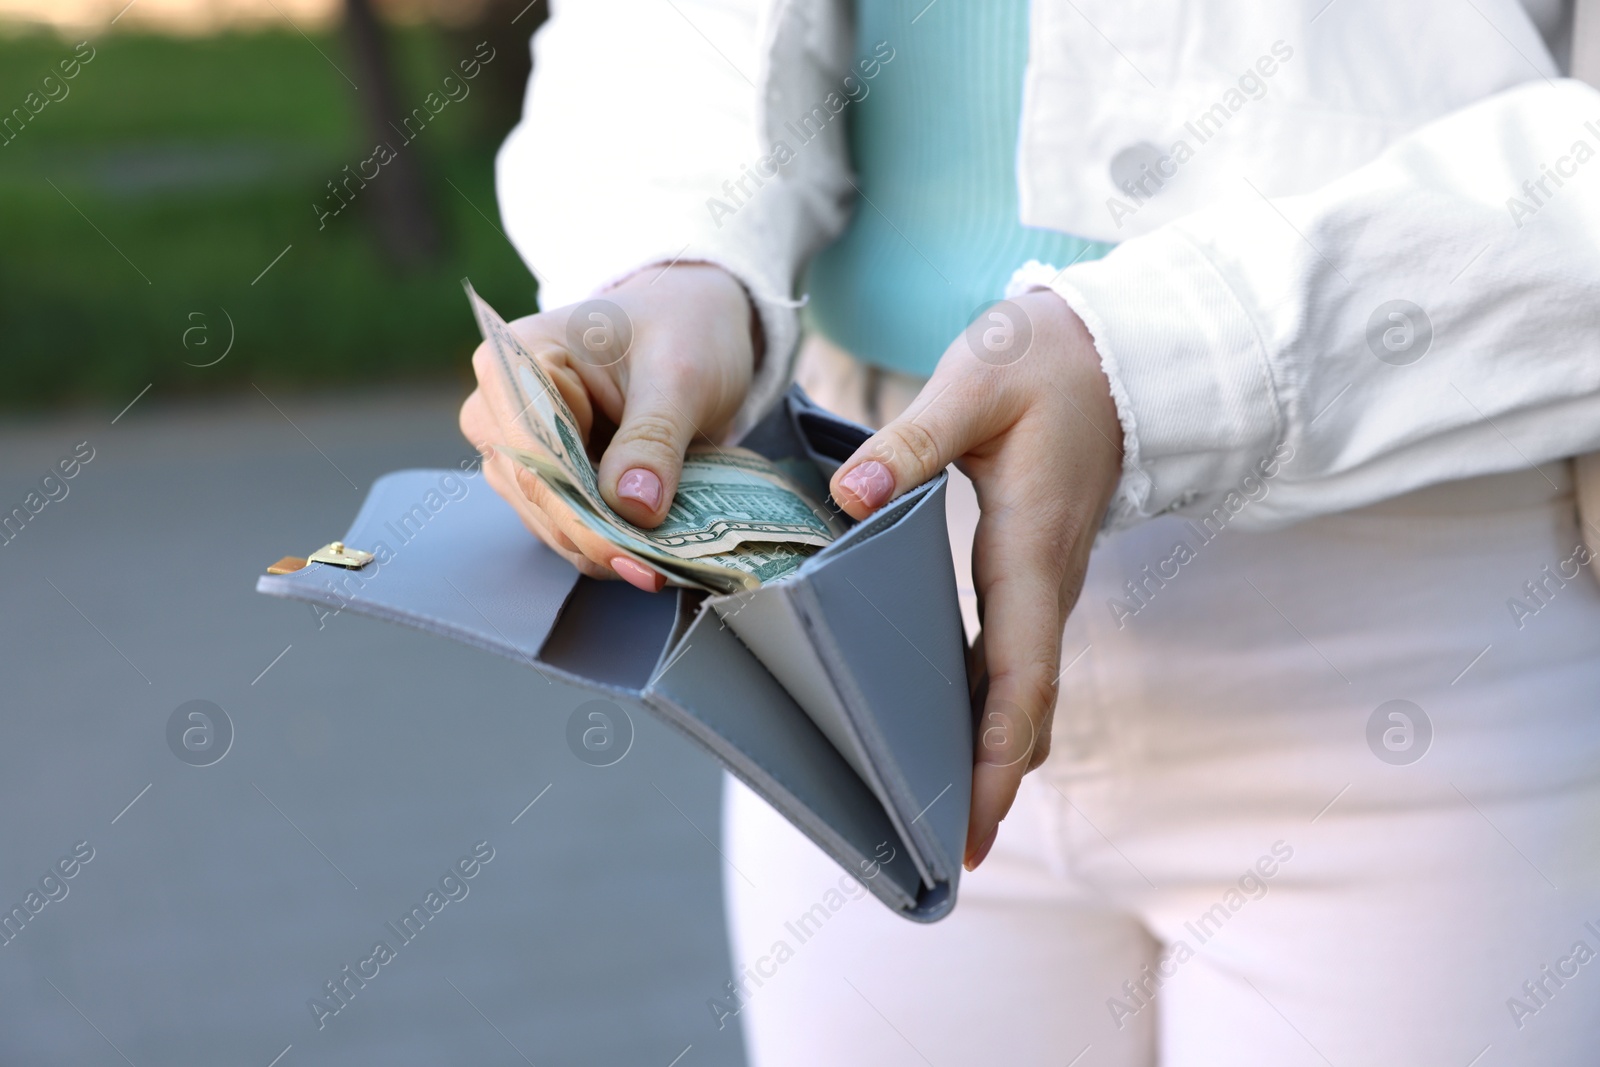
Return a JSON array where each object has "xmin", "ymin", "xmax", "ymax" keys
[
  {"xmin": 0, "ymin": 0, "xmax": 538, "ymax": 407},
  {"xmin": 0, "ymin": 2, "xmax": 746, "ymax": 1063}
]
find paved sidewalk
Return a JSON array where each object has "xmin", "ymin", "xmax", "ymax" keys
[{"xmin": 0, "ymin": 389, "xmax": 746, "ymax": 1067}]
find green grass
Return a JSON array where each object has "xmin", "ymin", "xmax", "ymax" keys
[{"xmin": 0, "ymin": 26, "xmax": 537, "ymax": 410}]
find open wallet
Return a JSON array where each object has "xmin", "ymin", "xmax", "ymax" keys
[{"xmin": 256, "ymin": 386, "xmax": 974, "ymax": 921}]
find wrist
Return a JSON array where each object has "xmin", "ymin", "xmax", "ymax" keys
[
  {"xmin": 1023, "ymin": 291, "xmax": 1122, "ymax": 443},
  {"xmin": 1015, "ymin": 289, "xmax": 1125, "ymax": 513},
  {"xmin": 610, "ymin": 261, "xmax": 762, "ymax": 367}
]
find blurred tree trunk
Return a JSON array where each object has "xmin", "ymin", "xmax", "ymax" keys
[
  {"xmin": 450, "ymin": 0, "xmax": 541, "ymax": 145},
  {"xmin": 341, "ymin": 0, "xmax": 442, "ymax": 269}
]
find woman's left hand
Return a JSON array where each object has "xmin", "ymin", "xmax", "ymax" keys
[{"xmin": 828, "ymin": 289, "xmax": 1125, "ymax": 871}]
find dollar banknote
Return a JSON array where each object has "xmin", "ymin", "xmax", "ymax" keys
[
  {"xmin": 505, "ymin": 447, "xmax": 813, "ymax": 593},
  {"xmin": 464, "ymin": 282, "xmax": 840, "ymax": 591}
]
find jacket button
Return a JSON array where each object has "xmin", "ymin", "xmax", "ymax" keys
[{"xmin": 1109, "ymin": 142, "xmax": 1167, "ymax": 197}]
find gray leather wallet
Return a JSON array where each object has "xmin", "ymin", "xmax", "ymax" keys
[{"xmin": 256, "ymin": 386, "xmax": 972, "ymax": 921}]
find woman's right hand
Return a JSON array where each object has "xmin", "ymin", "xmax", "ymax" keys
[{"xmin": 459, "ymin": 263, "xmax": 758, "ymax": 592}]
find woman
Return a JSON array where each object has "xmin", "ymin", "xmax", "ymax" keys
[{"xmin": 460, "ymin": 0, "xmax": 1600, "ymax": 1062}]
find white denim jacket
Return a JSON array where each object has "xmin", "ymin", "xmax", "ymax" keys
[{"xmin": 497, "ymin": 0, "xmax": 1600, "ymax": 532}]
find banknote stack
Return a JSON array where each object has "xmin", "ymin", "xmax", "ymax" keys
[{"xmin": 465, "ymin": 283, "xmax": 845, "ymax": 594}]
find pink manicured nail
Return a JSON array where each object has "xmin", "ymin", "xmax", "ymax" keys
[
  {"xmin": 838, "ymin": 461, "xmax": 894, "ymax": 510},
  {"xmin": 616, "ymin": 467, "xmax": 663, "ymax": 511},
  {"xmin": 612, "ymin": 556, "xmax": 664, "ymax": 592},
  {"xmin": 966, "ymin": 825, "xmax": 999, "ymax": 871}
]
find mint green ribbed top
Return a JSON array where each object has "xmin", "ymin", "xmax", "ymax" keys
[{"xmin": 804, "ymin": 0, "xmax": 1114, "ymax": 378}]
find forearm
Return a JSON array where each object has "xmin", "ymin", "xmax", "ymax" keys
[
  {"xmin": 1017, "ymin": 78, "xmax": 1600, "ymax": 530},
  {"xmin": 496, "ymin": 0, "xmax": 855, "ymax": 437}
]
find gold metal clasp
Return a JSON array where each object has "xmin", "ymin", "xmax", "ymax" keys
[
  {"xmin": 265, "ymin": 541, "xmax": 374, "ymax": 575},
  {"xmin": 308, "ymin": 541, "xmax": 375, "ymax": 568}
]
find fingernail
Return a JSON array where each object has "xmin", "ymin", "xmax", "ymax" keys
[
  {"xmin": 965, "ymin": 825, "xmax": 999, "ymax": 871},
  {"xmin": 838, "ymin": 460, "xmax": 894, "ymax": 510},
  {"xmin": 616, "ymin": 468, "xmax": 663, "ymax": 511},
  {"xmin": 612, "ymin": 556, "xmax": 664, "ymax": 592}
]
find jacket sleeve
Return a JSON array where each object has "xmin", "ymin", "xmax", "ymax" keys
[
  {"xmin": 496, "ymin": 0, "xmax": 855, "ymax": 438},
  {"xmin": 1012, "ymin": 78, "xmax": 1600, "ymax": 531}
]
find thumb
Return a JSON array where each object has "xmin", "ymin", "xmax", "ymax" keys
[
  {"xmin": 829, "ymin": 377, "xmax": 1003, "ymax": 520},
  {"xmin": 595, "ymin": 363, "xmax": 712, "ymax": 528}
]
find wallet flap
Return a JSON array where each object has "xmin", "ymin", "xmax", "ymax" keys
[
  {"xmin": 257, "ymin": 469, "xmax": 628, "ymax": 692},
  {"xmin": 643, "ymin": 609, "xmax": 928, "ymax": 914},
  {"xmin": 709, "ymin": 477, "xmax": 950, "ymax": 889},
  {"xmin": 793, "ymin": 478, "xmax": 973, "ymax": 885},
  {"xmin": 709, "ymin": 389, "xmax": 970, "ymax": 892}
]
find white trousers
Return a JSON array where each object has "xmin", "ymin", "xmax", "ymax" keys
[{"xmin": 721, "ymin": 337, "xmax": 1600, "ymax": 1066}]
